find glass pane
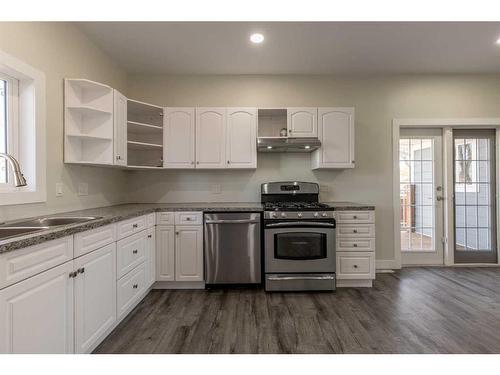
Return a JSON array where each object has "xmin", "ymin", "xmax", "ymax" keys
[
  {"xmin": 399, "ymin": 162, "xmax": 410, "ymax": 183},
  {"xmin": 411, "ymin": 160, "xmax": 422, "ymax": 183},
  {"xmin": 455, "ymin": 184, "xmax": 465, "ymax": 205},
  {"xmin": 477, "ymin": 184, "xmax": 490, "ymax": 205},
  {"xmin": 421, "ymin": 228, "xmax": 434, "ymax": 250},
  {"xmin": 409, "ymin": 228, "xmax": 422, "ymax": 250},
  {"xmin": 421, "ymin": 139, "xmax": 432, "ymax": 160},
  {"xmin": 478, "ymin": 139, "xmax": 488, "ymax": 160},
  {"xmin": 421, "ymin": 161, "xmax": 433, "ymax": 183},
  {"xmin": 421, "ymin": 206, "xmax": 433, "ymax": 228},
  {"xmin": 466, "ymin": 228, "xmax": 478, "ymax": 250},
  {"xmin": 455, "ymin": 206, "xmax": 465, "ymax": 227},
  {"xmin": 465, "ymin": 184, "xmax": 478, "ymax": 205},
  {"xmin": 455, "ymin": 228, "xmax": 466, "ymax": 250},
  {"xmin": 410, "ymin": 139, "xmax": 422, "ymax": 160},
  {"xmin": 0, "ymin": 79, "xmax": 6, "ymax": 184},
  {"xmin": 477, "ymin": 206, "xmax": 489, "ymax": 228},
  {"xmin": 422, "ymin": 184, "xmax": 433, "ymax": 203},
  {"xmin": 400, "ymin": 229, "xmax": 410, "ymax": 251},
  {"xmin": 465, "ymin": 206, "xmax": 477, "ymax": 227},
  {"xmin": 478, "ymin": 161, "xmax": 489, "ymax": 182},
  {"xmin": 478, "ymin": 228, "xmax": 491, "ymax": 250},
  {"xmin": 275, "ymin": 233, "xmax": 326, "ymax": 259},
  {"xmin": 399, "ymin": 139, "xmax": 410, "ymax": 161}
]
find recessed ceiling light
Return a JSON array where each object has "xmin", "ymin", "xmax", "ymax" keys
[{"xmin": 250, "ymin": 33, "xmax": 264, "ymax": 44}]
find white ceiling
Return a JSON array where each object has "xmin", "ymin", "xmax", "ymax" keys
[{"xmin": 77, "ymin": 22, "xmax": 500, "ymax": 75}]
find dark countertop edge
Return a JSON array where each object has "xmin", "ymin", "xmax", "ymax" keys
[{"xmin": 0, "ymin": 203, "xmax": 375, "ymax": 253}]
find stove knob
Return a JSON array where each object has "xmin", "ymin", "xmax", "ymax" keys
[
  {"xmin": 313, "ymin": 212, "xmax": 319, "ymax": 218},
  {"xmin": 321, "ymin": 213, "xmax": 328, "ymax": 217},
  {"xmin": 297, "ymin": 213, "xmax": 303, "ymax": 218},
  {"xmin": 281, "ymin": 212, "xmax": 287, "ymax": 218}
]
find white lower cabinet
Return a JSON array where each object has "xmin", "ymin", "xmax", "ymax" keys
[
  {"xmin": 156, "ymin": 225, "xmax": 175, "ymax": 281},
  {"xmin": 74, "ymin": 243, "xmax": 117, "ymax": 354},
  {"xmin": 0, "ymin": 261, "xmax": 75, "ymax": 354},
  {"xmin": 117, "ymin": 262, "xmax": 146, "ymax": 320},
  {"xmin": 145, "ymin": 227, "xmax": 156, "ymax": 287},
  {"xmin": 175, "ymin": 226, "xmax": 203, "ymax": 282}
]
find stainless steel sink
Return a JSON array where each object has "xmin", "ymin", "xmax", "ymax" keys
[
  {"xmin": 0, "ymin": 216, "xmax": 102, "ymax": 240},
  {"xmin": 0, "ymin": 227, "xmax": 50, "ymax": 240}
]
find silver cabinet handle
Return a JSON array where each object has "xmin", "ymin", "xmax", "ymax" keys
[
  {"xmin": 268, "ymin": 275, "xmax": 334, "ymax": 281},
  {"xmin": 191, "ymin": 161, "xmax": 194, "ymax": 165},
  {"xmin": 185, "ymin": 217, "xmax": 191, "ymax": 221},
  {"xmin": 176, "ymin": 231, "xmax": 179, "ymax": 235},
  {"xmin": 227, "ymin": 160, "xmax": 230, "ymax": 164},
  {"xmin": 69, "ymin": 271, "xmax": 77, "ymax": 278},
  {"xmin": 77, "ymin": 267, "xmax": 85, "ymax": 274},
  {"xmin": 132, "ymin": 223, "xmax": 138, "ymax": 228},
  {"xmin": 205, "ymin": 219, "xmax": 260, "ymax": 224},
  {"xmin": 132, "ymin": 249, "xmax": 138, "ymax": 254},
  {"xmin": 353, "ymin": 215, "xmax": 358, "ymax": 219},
  {"xmin": 147, "ymin": 234, "xmax": 152, "ymax": 238},
  {"xmin": 353, "ymin": 229, "xmax": 358, "ymax": 233},
  {"xmin": 353, "ymin": 243, "xmax": 358, "ymax": 247},
  {"xmin": 196, "ymin": 161, "xmax": 200, "ymax": 164},
  {"xmin": 353, "ymin": 265, "xmax": 358, "ymax": 268},
  {"xmin": 133, "ymin": 284, "xmax": 138, "ymax": 289}
]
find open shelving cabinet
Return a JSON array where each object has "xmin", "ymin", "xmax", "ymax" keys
[
  {"xmin": 64, "ymin": 79, "xmax": 114, "ymax": 165},
  {"xmin": 126, "ymin": 99, "xmax": 164, "ymax": 168}
]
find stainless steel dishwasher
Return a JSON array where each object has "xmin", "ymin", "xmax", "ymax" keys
[{"xmin": 204, "ymin": 212, "xmax": 261, "ymax": 285}]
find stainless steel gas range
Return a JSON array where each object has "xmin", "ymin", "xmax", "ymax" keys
[{"xmin": 262, "ymin": 181, "xmax": 336, "ymax": 292}]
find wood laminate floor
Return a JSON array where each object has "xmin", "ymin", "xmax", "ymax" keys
[{"xmin": 94, "ymin": 267, "xmax": 500, "ymax": 354}]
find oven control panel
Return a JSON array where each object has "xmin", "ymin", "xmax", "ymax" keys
[{"xmin": 264, "ymin": 211, "xmax": 334, "ymax": 220}]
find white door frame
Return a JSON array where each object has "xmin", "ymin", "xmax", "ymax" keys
[{"xmin": 392, "ymin": 118, "xmax": 500, "ymax": 269}]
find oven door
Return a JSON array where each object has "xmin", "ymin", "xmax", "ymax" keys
[{"xmin": 265, "ymin": 221, "xmax": 335, "ymax": 273}]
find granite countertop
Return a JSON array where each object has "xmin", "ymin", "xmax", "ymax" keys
[{"xmin": 0, "ymin": 201, "xmax": 374, "ymax": 254}]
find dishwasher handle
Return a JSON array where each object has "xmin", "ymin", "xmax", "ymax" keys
[{"xmin": 205, "ymin": 219, "xmax": 260, "ymax": 225}]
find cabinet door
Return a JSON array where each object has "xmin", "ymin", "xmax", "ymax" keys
[
  {"xmin": 196, "ymin": 108, "xmax": 226, "ymax": 169},
  {"xmin": 145, "ymin": 227, "xmax": 156, "ymax": 287},
  {"xmin": 312, "ymin": 107, "xmax": 355, "ymax": 169},
  {"xmin": 287, "ymin": 107, "xmax": 318, "ymax": 138},
  {"xmin": 156, "ymin": 225, "xmax": 175, "ymax": 281},
  {"xmin": 164, "ymin": 108, "xmax": 195, "ymax": 168},
  {"xmin": 175, "ymin": 226, "xmax": 203, "ymax": 282},
  {"xmin": 226, "ymin": 108, "xmax": 257, "ymax": 169},
  {"xmin": 74, "ymin": 243, "xmax": 116, "ymax": 354},
  {"xmin": 0, "ymin": 261, "xmax": 74, "ymax": 354},
  {"xmin": 113, "ymin": 89, "xmax": 128, "ymax": 166}
]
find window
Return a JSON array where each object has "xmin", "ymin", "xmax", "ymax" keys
[
  {"xmin": 0, "ymin": 72, "xmax": 19, "ymax": 186},
  {"xmin": 0, "ymin": 49, "xmax": 46, "ymax": 206}
]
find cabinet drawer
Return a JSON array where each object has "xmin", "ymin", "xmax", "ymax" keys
[
  {"xmin": 116, "ymin": 215, "xmax": 147, "ymax": 240},
  {"xmin": 337, "ymin": 252, "xmax": 375, "ymax": 279},
  {"xmin": 337, "ymin": 238, "xmax": 375, "ymax": 252},
  {"xmin": 336, "ymin": 211, "xmax": 375, "ymax": 224},
  {"xmin": 156, "ymin": 212, "xmax": 174, "ymax": 225},
  {"xmin": 337, "ymin": 224, "xmax": 375, "ymax": 238},
  {"xmin": 116, "ymin": 231, "xmax": 146, "ymax": 279},
  {"xmin": 174, "ymin": 212, "xmax": 202, "ymax": 225},
  {"xmin": 0, "ymin": 237, "xmax": 73, "ymax": 290},
  {"xmin": 117, "ymin": 262, "xmax": 146, "ymax": 319},
  {"xmin": 74, "ymin": 224, "xmax": 116, "ymax": 258},
  {"xmin": 146, "ymin": 213, "xmax": 155, "ymax": 228}
]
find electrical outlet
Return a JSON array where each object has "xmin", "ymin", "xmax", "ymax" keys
[
  {"xmin": 211, "ymin": 184, "xmax": 221, "ymax": 194},
  {"xmin": 55, "ymin": 183, "xmax": 63, "ymax": 197},
  {"xmin": 78, "ymin": 182, "xmax": 88, "ymax": 196}
]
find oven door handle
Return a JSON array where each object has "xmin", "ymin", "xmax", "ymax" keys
[
  {"xmin": 266, "ymin": 221, "xmax": 335, "ymax": 228},
  {"xmin": 205, "ymin": 219, "xmax": 260, "ymax": 224},
  {"xmin": 267, "ymin": 275, "xmax": 335, "ymax": 281}
]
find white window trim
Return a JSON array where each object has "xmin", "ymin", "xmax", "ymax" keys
[
  {"xmin": 0, "ymin": 71, "xmax": 19, "ymax": 189},
  {"xmin": 391, "ymin": 118, "xmax": 500, "ymax": 270},
  {"xmin": 0, "ymin": 49, "xmax": 46, "ymax": 206}
]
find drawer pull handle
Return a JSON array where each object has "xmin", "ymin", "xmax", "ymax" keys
[
  {"xmin": 132, "ymin": 249, "xmax": 138, "ymax": 254},
  {"xmin": 133, "ymin": 284, "xmax": 138, "ymax": 289},
  {"xmin": 353, "ymin": 265, "xmax": 358, "ymax": 268},
  {"xmin": 353, "ymin": 215, "xmax": 357, "ymax": 219},
  {"xmin": 69, "ymin": 271, "xmax": 77, "ymax": 278},
  {"xmin": 77, "ymin": 267, "xmax": 85, "ymax": 274},
  {"xmin": 353, "ymin": 229, "xmax": 358, "ymax": 233},
  {"xmin": 148, "ymin": 234, "xmax": 152, "ymax": 238},
  {"xmin": 353, "ymin": 244, "xmax": 358, "ymax": 247},
  {"xmin": 185, "ymin": 217, "xmax": 191, "ymax": 221},
  {"xmin": 176, "ymin": 231, "xmax": 179, "ymax": 235},
  {"xmin": 133, "ymin": 224, "xmax": 138, "ymax": 228}
]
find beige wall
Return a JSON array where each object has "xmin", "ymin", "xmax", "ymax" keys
[
  {"xmin": 126, "ymin": 74, "xmax": 500, "ymax": 261},
  {"xmin": 0, "ymin": 22, "xmax": 129, "ymax": 222}
]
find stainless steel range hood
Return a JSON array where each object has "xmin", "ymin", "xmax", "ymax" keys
[{"xmin": 257, "ymin": 137, "xmax": 321, "ymax": 153}]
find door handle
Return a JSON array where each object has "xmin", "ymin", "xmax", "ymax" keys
[
  {"xmin": 436, "ymin": 196, "xmax": 445, "ymax": 201},
  {"xmin": 268, "ymin": 275, "xmax": 335, "ymax": 281},
  {"xmin": 266, "ymin": 221, "xmax": 334, "ymax": 228}
]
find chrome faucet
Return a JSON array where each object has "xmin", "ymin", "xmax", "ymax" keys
[{"xmin": 0, "ymin": 153, "xmax": 27, "ymax": 187}]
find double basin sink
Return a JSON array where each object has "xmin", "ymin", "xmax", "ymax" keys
[{"xmin": 0, "ymin": 216, "xmax": 102, "ymax": 241}]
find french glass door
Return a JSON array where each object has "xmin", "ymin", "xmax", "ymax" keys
[
  {"xmin": 453, "ymin": 130, "xmax": 497, "ymax": 263},
  {"xmin": 399, "ymin": 129, "xmax": 444, "ymax": 265}
]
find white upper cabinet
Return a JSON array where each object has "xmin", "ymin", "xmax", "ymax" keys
[
  {"xmin": 312, "ymin": 107, "xmax": 355, "ymax": 169},
  {"xmin": 164, "ymin": 108, "xmax": 195, "ymax": 168},
  {"xmin": 113, "ymin": 90, "xmax": 128, "ymax": 166},
  {"xmin": 0, "ymin": 261, "xmax": 75, "ymax": 354},
  {"xmin": 226, "ymin": 108, "xmax": 257, "ymax": 169},
  {"xmin": 287, "ymin": 107, "xmax": 318, "ymax": 138},
  {"xmin": 73, "ymin": 243, "xmax": 116, "ymax": 354},
  {"xmin": 196, "ymin": 108, "xmax": 227, "ymax": 169}
]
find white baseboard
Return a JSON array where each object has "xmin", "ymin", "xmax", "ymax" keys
[
  {"xmin": 376, "ymin": 259, "xmax": 400, "ymax": 270},
  {"xmin": 337, "ymin": 279, "xmax": 373, "ymax": 288}
]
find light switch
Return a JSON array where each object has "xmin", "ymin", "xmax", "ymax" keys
[
  {"xmin": 78, "ymin": 182, "xmax": 88, "ymax": 196},
  {"xmin": 55, "ymin": 183, "xmax": 63, "ymax": 197}
]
